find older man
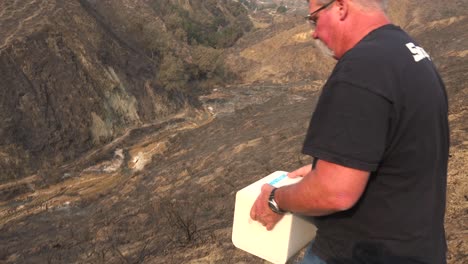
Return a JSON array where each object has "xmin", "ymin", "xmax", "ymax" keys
[{"xmin": 250, "ymin": 0, "xmax": 449, "ymax": 263}]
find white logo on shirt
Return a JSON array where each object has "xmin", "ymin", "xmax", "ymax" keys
[{"xmin": 406, "ymin": 42, "xmax": 431, "ymax": 62}]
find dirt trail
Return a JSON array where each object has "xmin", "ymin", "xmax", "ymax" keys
[{"xmin": 0, "ymin": 109, "xmax": 212, "ymax": 226}]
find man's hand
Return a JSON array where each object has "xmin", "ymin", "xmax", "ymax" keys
[
  {"xmin": 288, "ymin": 164, "xmax": 313, "ymax": 178},
  {"xmin": 250, "ymin": 184, "xmax": 284, "ymax": 231}
]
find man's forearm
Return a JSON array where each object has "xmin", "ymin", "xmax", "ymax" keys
[
  {"xmin": 275, "ymin": 170, "xmax": 344, "ymax": 216},
  {"xmin": 275, "ymin": 160, "xmax": 370, "ymax": 216}
]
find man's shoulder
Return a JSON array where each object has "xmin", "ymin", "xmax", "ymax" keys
[
  {"xmin": 329, "ymin": 26, "xmax": 413, "ymax": 101},
  {"xmin": 345, "ymin": 24, "xmax": 413, "ymax": 64}
]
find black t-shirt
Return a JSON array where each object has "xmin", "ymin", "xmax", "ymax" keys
[{"xmin": 302, "ymin": 25, "xmax": 449, "ymax": 263}]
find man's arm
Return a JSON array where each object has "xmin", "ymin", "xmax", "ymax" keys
[
  {"xmin": 250, "ymin": 160, "xmax": 370, "ymax": 230},
  {"xmin": 277, "ymin": 160, "xmax": 370, "ymax": 215}
]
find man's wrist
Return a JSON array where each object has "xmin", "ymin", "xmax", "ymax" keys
[{"xmin": 268, "ymin": 188, "xmax": 287, "ymax": 214}]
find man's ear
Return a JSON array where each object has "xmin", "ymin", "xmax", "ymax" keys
[{"xmin": 336, "ymin": 0, "xmax": 348, "ymax": 21}]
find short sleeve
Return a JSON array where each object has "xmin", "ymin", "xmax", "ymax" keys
[{"xmin": 302, "ymin": 81, "xmax": 391, "ymax": 171}]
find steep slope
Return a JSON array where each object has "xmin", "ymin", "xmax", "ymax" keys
[
  {"xmin": 1, "ymin": 0, "xmax": 163, "ymax": 181},
  {"xmin": 0, "ymin": 0, "xmax": 252, "ymax": 182},
  {"xmin": 225, "ymin": 12, "xmax": 335, "ymax": 85}
]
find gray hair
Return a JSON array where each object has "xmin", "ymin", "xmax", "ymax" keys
[{"xmin": 313, "ymin": 0, "xmax": 388, "ymax": 11}]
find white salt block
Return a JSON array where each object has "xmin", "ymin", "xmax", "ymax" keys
[{"xmin": 232, "ymin": 171, "xmax": 316, "ymax": 264}]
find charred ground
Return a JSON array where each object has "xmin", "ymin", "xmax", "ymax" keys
[{"xmin": 0, "ymin": 0, "xmax": 467, "ymax": 263}]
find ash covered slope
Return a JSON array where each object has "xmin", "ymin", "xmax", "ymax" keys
[
  {"xmin": 0, "ymin": 0, "xmax": 466, "ymax": 263},
  {"xmin": 0, "ymin": 0, "xmax": 252, "ymax": 182},
  {"xmin": 0, "ymin": 0, "xmax": 161, "ymax": 180}
]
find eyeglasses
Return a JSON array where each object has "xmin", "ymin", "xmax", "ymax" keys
[{"xmin": 305, "ymin": 0, "xmax": 336, "ymax": 27}]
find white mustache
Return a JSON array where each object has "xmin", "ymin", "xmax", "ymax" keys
[{"xmin": 314, "ymin": 39, "xmax": 335, "ymax": 58}]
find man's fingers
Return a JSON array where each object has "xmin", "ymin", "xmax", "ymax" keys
[
  {"xmin": 250, "ymin": 204, "xmax": 257, "ymax": 220},
  {"xmin": 288, "ymin": 164, "xmax": 313, "ymax": 178},
  {"xmin": 288, "ymin": 170, "xmax": 303, "ymax": 178},
  {"xmin": 287, "ymin": 171, "xmax": 300, "ymax": 178},
  {"xmin": 266, "ymin": 223, "xmax": 275, "ymax": 231},
  {"xmin": 261, "ymin": 183, "xmax": 272, "ymax": 192}
]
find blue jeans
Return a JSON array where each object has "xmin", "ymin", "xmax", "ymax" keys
[{"xmin": 299, "ymin": 240, "xmax": 327, "ymax": 264}]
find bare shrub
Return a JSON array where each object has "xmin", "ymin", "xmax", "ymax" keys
[{"xmin": 161, "ymin": 198, "xmax": 202, "ymax": 246}]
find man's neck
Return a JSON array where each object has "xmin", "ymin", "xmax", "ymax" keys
[{"xmin": 339, "ymin": 10, "xmax": 390, "ymax": 58}]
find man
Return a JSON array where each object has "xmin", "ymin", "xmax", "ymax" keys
[{"xmin": 250, "ymin": 0, "xmax": 449, "ymax": 263}]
